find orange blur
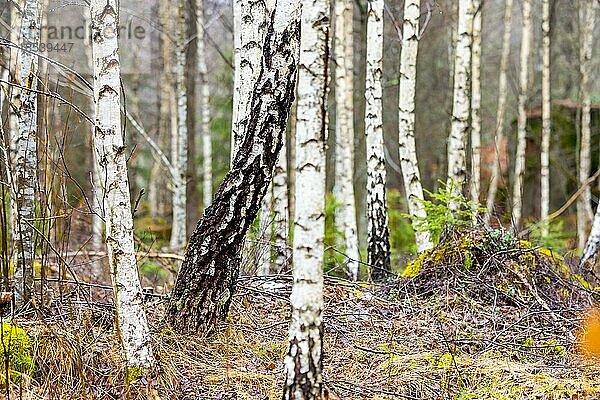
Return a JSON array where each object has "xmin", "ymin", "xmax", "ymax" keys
[{"xmin": 579, "ymin": 308, "xmax": 600, "ymax": 357}]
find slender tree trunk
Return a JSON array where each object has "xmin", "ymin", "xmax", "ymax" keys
[
  {"xmin": 257, "ymin": 184, "xmax": 272, "ymax": 276},
  {"xmin": 334, "ymin": 0, "xmax": 360, "ymax": 280},
  {"xmin": 230, "ymin": 0, "xmax": 270, "ymax": 164},
  {"xmin": 540, "ymin": 0, "xmax": 551, "ymax": 237},
  {"xmin": 166, "ymin": 1, "xmax": 301, "ymax": 334},
  {"xmin": 470, "ymin": 0, "xmax": 482, "ymax": 211},
  {"xmin": 283, "ymin": 0, "xmax": 329, "ymax": 397},
  {"xmin": 577, "ymin": 0, "xmax": 597, "ymax": 250},
  {"xmin": 272, "ymin": 133, "xmax": 289, "ymax": 271},
  {"xmin": 365, "ymin": 0, "xmax": 391, "ymax": 279},
  {"xmin": 170, "ymin": 0, "xmax": 188, "ymax": 250},
  {"xmin": 196, "ymin": 0, "xmax": 212, "ymax": 209},
  {"xmin": 580, "ymin": 203, "xmax": 600, "ymax": 283},
  {"xmin": 149, "ymin": 0, "xmax": 172, "ymax": 220},
  {"xmin": 13, "ymin": 0, "xmax": 41, "ymax": 308},
  {"xmin": 511, "ymin": 0, "xmax": 532, "ymax": 231},
  {"xmin": 90, "ymin": 0, "xmax": 153, "ymax": 369},
  {"xmin": 485, "ymin": 0, "xmax": 513, "ymax": 223},
  {"xmin": 447, "ymin": 0, "xmax": 474, "ymax": 202},
  {"xmin": 398, "ymin": 0, "xmax": 433, "ymax": 254}
]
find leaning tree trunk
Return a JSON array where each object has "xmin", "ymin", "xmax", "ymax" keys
[
  {"xmin": 169, "ymin": 0, "xmax": 188, "ymax": 250},
  {"xmin": 540, "ymin": 0, "xmax": 551, "ymax": 237},
  {"xmin": 334, "ymin": 0, "xmax": 360, "ymax": 280},
  {"xmin": 577, "ymin": 0, "xmax": 597, "ymax": 250},
  {"xmin": 13, "ymin": 0, "xmax": 41, "ymax": 308},
  {"xmin": 485, "ymin": 0, "xmax": 513, "ymax": 223},
  {"xmin": 365, "ymin": 0, "xmax": 391, "ymax": 279},
  {"xmin": 166, "ymin": 0, "xmax": 301, "ymax": 334},
  {"xmin": 470, "ymin": 0, "xmax": 482, "ymax": 212},
  {"xmin": 511, "ymin": 0, "xmax": 532, "ymax": 231},
  {"xmin": 197, "ymin": 0, "xmax": 213, "ymax": 209},
  {"xmin": 283, "ymin": 0, "xmax": 329, "ymax": 397},
  {"xmin": 230, "ymin": 0, "xmax": 271, "ymax": 163},
  {"xmin": 90, "ymin": 0, "xmax": 153, "ymax": 368},
  {"xmin": 447, "ymin": 0, "xmax": 474, "ymax": 203},
  {"xmin": 398, "ymin": 0, "xmax": 433, "ymax": 254}
]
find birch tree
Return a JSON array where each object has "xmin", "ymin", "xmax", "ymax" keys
[
  {"xmin": 540, "ymin": 0, "xmax": 551, "ymax": 237},
  {"xmin": 485, "ymin": 0, "xmax": 513, "ymax": 223},
  {"xmin": 90, "ymin": 0, "xmax": 153, "ymax": 368},
  {"xmin": 447, "ymin": 0, "xmax": 474, "ymax": 201},
  {"xmin": 230, "ymin": 0, "xmax": 270, "ymax": 163},
  {"xmin": 272, "ymin": 137, "xmax": 289, "ymax": 270},
  {"xmin": 470, "ymin": 0, "xmax": 482, "ymax": 210},
  {"xmin": 170, "ymin": 0, "xmax": 188, "ymax": 250},
  {"xmin": 511, "ymin": 0, "xmax": 532, "ymax": 230},
  {"xmin": 283, "ymin": 0, "xmax": 329, "ymax": 396},
  {"xmin": 13, "ymin": 0, "xmax": 41, "ymax": 308},
  {"xmin": 334, "ymin": 0, "xmax": 360, "ymax": 280},
  {"xmin": 167, "ymin": 0, "xmax": 301, "ymax": 333},
  {"xmin": 257, "ymin": 185, "xmax": 272, "ymax": 276},
  {"xmin": 197, "ymin": 0, "xmax": 212, "ymax": 209},
  {"xmin": 365, "ymin": 0, "xmax": 391, "ymax": 278},
  {"xmin": 398, "ymin": 0, "xmax": 433, "ymax": 254},
  {"xmin": 577, "ymin": 0, "xmax": 597, "ymax": 250}
]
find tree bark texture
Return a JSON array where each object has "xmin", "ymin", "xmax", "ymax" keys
[
  {"xmin": 167, "ymin": 0, "xmax": 301, "ymax": 334},
  {"xmin": 447, "ymin": 0, "xmax": 474, "ymax": 203},
  {"xmin": 283, "ymin": 0, "xmax": 329, "ymax": 397},
  {"xmin": 13, "ymin": 0, "xmax": 41, "ymax": 308},
  {"xmin": 364, "ymin": 0, "xmax": 391, "ymax": 279},
  {"xmin": 470, "ymin": 0, "xmax": 482, "ymax": 211},
  {"xmin": 540, "ymin": 0, "xmax": 551, "ymax": 237},
  {"xmin": 398, "ymin": 0, "xmax": 433, "ymax": 254}
]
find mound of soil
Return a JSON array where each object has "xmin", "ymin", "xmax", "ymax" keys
[{"xmin": 394, "ymin": 226, "xmax": 598, "ymax": 354}]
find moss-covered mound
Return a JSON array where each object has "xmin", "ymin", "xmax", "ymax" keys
[{"xmin": 396, "ymin": 226, "xmax": 597, "ymax": 355}]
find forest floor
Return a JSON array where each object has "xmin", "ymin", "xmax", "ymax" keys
[{"xmin": 3, "ymin": 227, "xmax": 600, "ymax": 399}]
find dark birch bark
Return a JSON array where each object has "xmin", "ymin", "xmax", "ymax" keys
[{"xmin": 166, "ymin": 0, "xmax": 301, "ymax": 334}]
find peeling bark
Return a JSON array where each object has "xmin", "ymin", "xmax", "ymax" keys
[
  {"xmin": 90, "ymin": 0, "xmax": 153, "ymax": 368},
  {"xmin": 167, "ymin": 0, "xmax": 301, "ymax": 334}
]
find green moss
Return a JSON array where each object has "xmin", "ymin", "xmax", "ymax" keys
[
  {"xmin": 402, "ymin": 250, "xmax": 430, "ymax": 278},
  {"xmin": 126, "ymin": 366, "xmax": 143, "ymax": 383},
  {"xmin": 0, "ymin": 323, "xmax": 34, "ymax": 385}
]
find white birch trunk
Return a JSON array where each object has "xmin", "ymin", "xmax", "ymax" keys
[
  {"xmin": 230, "ymin": 0, "xmax": 270, "ymax": 164},
  {"xmin": 365, "ymin": 0, "xmax": 391, "ymax": 279},
  {"xmin": 511, "ymin": 0, "xmax": 532, "ymax": 231},
  {"xmin": 577, "ymin": 0, "xmax": 597, "ymax": 250},
  {"xmin": 90, "ymin": 0, "xmax": 153, "ymax": 369},
  {"xmin": 284, "ymin": 0, "xmax": 328, "ymax": 396},
  {"xmin": 197, "ymin": 0, "xmax": 213, "ymax": 209},
  {"xmin": 447, "ymin": 0, "xmax": 474, "ymax": 202},
  {"xmin": 581, "ymin": 204, "xmax": 600, "ymax": 268},
  {"xmin": 169, "ymin": 0, "xmax": 188, "ymax": 250},
  {"xmin": 272, "ymin": 133, "xmax": 289, "ymax": 271},
  {"xmin": 13, "ymin": 0, "xmax": 41, "ymax": 308},
  {"xmin": 334, "ymin": 0, "xmax": 360, "ymax": 280},
  {"xmin": 540, "ymin": 0, "xmax": 551, "ymax": 237},
  {"xmin": 398, "ymin": 0, "xmax": 433, "ymax": 254},
  {"xmin": 257, "ymin": 184, "xmax": 272, "ymax": 276},
  {"xmin": 470, "ymin": 0, "xmax": 482, "ymax": 211},
  {"xmin": 485, "ymin": 0, "xmax": 513, "ymax": 223}
]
